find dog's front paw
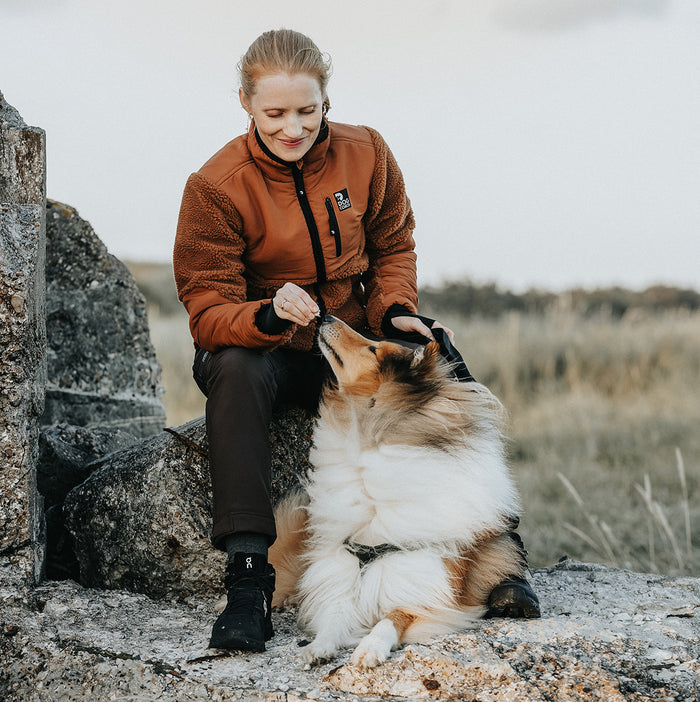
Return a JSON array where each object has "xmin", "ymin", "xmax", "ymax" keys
[
  {"xmin": 299, "ymin": 638, "xmax": 339, "ymax": 667},
  {"xmin": 351, "ymin": 640, "xmax": 389, "ymax": 669},
  {"xmin": 351, "ymin": 619, "xmax": 397, "ymax": 668},
  {"xmin": 351, "ymin": 633, "xmax": 393, "ymax": 668}
]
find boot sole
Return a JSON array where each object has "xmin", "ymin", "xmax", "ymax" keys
[
  {"xmin": 208, "ymin": 619, "xmax": 273, "ymax": 651},
  {"xmin": 208, "ymin": 630, "xmax": 266, "ymax": 652}
]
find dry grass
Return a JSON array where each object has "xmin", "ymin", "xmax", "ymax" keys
[
  {"xmin": 134, "ymin": 261, "xmax": 699, "ymax": 576},
  {"xmin": 147, "ymin": 306, "xmax": 206, "ymax": 426},
  {"xmin": 432, "ymin": 307, "xmax": 700, "ymax": 576}
]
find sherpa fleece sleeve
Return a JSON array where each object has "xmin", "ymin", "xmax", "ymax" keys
[
  {"xmin": 362, "ymin": 127, "xmax": 419, "ymax": 336},
  {"xmin": 173, "ymin": 172, "xmax": 295, "ymax": 352}
]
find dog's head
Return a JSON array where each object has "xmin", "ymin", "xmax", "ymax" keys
[
  {"xmin": 317, "ymin": 316, "xmax": 503, "ymax": 448},
  {"xmin": 317, "ymin": 315, "xmax": 443, "ymax": 398}
]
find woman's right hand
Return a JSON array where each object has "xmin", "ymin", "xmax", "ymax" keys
[{"xmin": 272, "ymin": 283, "xmax": 320, "ymax": 326}]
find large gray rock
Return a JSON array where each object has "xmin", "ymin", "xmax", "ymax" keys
[
  {"xmin": 64, "ymin": 410, "xmax": 314, "ymax": 598},
  {"xmin": 0, "ymin": 558, "xmax": 697, "ymax": 700},
  {"xmin": 0, "ymin": 92, "xmax": 46, "ymax": 583},
  {"xmin": 38, "ymin": 424, "xmax": 140, "ymax": 581},
  {"xmin": 38, "ymin": 424, "xmax": 139, "ymax": 510},
  {"xmin": 0, "ymin": 92, "xmax": 44, "ymax": 204},
  {"xmin": 42, "ymin": 200, "xmax": 165, "ymax": 438}
]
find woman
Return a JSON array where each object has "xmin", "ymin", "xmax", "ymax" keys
[{"xmin": 174, "ymin": 29, "xmax": 539, "ymax": 653}]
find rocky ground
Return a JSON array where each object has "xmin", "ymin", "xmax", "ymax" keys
[{"xmin": 1, "ymin": 558, "xmax": 698, "ymax": 701}]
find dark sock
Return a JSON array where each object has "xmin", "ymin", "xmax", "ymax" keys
[{"xmin": 224, "ymin": 532, "xmax": 268, "ymax": 564}]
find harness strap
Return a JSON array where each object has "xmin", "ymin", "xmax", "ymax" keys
[{"xmin": 344, "ymin": 539, "xmax": 402, "ymax": 567}]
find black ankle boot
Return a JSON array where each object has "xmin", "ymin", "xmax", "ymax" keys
[
  {"xmin": 209, "ymin": 552, "xmax": 276, "ymax": 651},
  {"xmin": 485, "ymin": 575, "xmax": 541, "ymax": 618},
  {"xmin": 484, "ymin": 520, "xmax": 541, "ymax": 619}
]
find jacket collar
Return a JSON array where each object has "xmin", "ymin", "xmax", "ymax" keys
[{"xmin": 247, "ymin": 119, "xmax": 330, "ymax": 181}]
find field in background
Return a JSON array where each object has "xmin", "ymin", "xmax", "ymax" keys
[
  {"xmin": 428, "ymin": 306, "xmax": 700, "ymax": 577},
  {"xmin": 128, "ymin": 262, "xmax": 700, "ymax": 576}
]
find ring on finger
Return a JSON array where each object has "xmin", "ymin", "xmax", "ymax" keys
[{"xmin": 280, "ymin": 299, "xmax": 286, "ymax": 310}]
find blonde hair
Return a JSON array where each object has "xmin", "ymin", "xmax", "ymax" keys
[{"xmin": 238, "ymin": 29, "xmax": 332, "ymax": 114}]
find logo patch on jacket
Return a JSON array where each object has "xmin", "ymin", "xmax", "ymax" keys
[{"xmin": 334, "ymin": 189, "xmax": 351, "ymax": 211}]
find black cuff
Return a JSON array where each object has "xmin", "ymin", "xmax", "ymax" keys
[
  {"xmin": 254, "ymin": 302, "xmax": 293, "ymax": 336},
  {"xmin": 381, "ymin": 303, "xmax": 435, "ymax": 343}
]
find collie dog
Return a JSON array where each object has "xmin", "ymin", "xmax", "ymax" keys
[{"xmin": 268, "ymin": 316, "xmax": 524, "ymax": 668}]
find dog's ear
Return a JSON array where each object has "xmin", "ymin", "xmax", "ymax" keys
[
  {"xmin": 410, "ymin": 341, "xmax": 440, "ymax": 369},
  {"xmin": 410, "ymin": 345, "xmax": 425, "ymax": 368},
  {"xmin": 424, "ymin": 341, "xmax": 441, "ymax": 365}
]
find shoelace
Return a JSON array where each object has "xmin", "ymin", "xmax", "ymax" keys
[{"xmin": 224, "ymin": 567, "xmax": 274, "ymax": 590}]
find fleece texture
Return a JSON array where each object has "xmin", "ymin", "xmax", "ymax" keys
[{"xmin": 173, "ymin": 121, "xmax": 418, "ymax": 352}]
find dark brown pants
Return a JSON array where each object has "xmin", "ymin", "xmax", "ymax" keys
[{"xmin": 192, "ymin": 345, "xmax": 327, "ymax": 550}]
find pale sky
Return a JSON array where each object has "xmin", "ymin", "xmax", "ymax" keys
[{"xmin": 2, "ymin": 0, "xmax": 699, "ymax": 291}]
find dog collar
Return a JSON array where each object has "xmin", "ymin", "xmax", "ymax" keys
[{"xmin": 344, "ymin": 540, "xmax": 402, "ymax": 567}]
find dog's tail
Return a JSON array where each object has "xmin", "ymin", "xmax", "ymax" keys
[{"xmin": 269, "ymin": 490, "xmax": 310, "ymax": 608}]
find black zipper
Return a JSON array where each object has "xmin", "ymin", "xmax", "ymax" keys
[
  {"xmin": 324, "ymin": 198, "xmax": 342, "ymax": 257},
  {"xmin": 312, "ymin": 283, "xmax": 327, "ymax": 317},
  {"xmin": 292, "ymin": 164, "xmax": 327, "ymax": 283},
  {"xmin": 254, "ymin": 128, "xmax": 331, "ymax": 325}
]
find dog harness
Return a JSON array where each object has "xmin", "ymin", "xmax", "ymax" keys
[{"xmin": 344, "ymin": 539, "xmax": 402, "ymax": 567}]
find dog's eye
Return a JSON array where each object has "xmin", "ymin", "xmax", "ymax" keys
[{"xmin": 368, "ymin": 346, "xmax": 377, "ymax": 355}]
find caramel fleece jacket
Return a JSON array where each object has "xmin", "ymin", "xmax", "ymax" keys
[{"xmin": 173, "ymin": 120, "xmax": 418, "ymax": 352}]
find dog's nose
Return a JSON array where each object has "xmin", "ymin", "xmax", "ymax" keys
[{"xmin": 322, "ymin": 313, "xmax": 337, "ymax": 324}]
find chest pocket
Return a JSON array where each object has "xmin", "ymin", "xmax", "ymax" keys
[{"xmin": 324, "ymin": 197, "xmax": 342, "ymax": 256}]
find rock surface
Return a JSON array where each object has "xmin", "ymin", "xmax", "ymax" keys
[
  {"xmin": 0, "ymin": 559, "xmax": 697, "ymax": 701},
  {"xmin": 42, "ymin": 199, "xmax": 166, "ymax": 438},
  {"xmin": 38, "ymin": 424, "xmax": 139, "ymax": 511},
  {"xmin": 0, "ymin": 91, "xmax": 45, "ymax": 204},
  {"xmin": 64, "ymin": 411, "xmax": 314, "ymax": 598},
  {"xmin": 0, "ymin": 91, "xmax": 46, "ymax": 583},
  {"xmin": 38, "ymin": 424, "xmax": 140, "ymax": 581}
]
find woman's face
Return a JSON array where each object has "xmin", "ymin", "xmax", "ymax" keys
[{"xmin": 241, "ymin": 72, "xmax": 324, "ymax": 162}]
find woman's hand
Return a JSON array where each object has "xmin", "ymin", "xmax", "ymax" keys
[
  {"xmin": 273, "ymin": 283, "xmax": 320, "ymax": 326},
  {"xmin": 391, "ymin": 315, "xmax": 454, "ymax": 343}
]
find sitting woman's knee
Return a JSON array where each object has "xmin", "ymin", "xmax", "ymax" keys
[{"xmin": 207, "ymin": 346, "xmax": 272, "ymax": 395}]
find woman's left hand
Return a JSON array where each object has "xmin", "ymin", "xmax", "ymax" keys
[{"xmin": 391, "ymin": 316, "xmax": 454, "ymax": 343}]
